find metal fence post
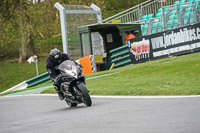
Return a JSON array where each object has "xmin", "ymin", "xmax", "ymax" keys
[
  {"xmin": 138, "ymin": 5, "xmax": 143, "ymax": 20},
  {"xmin": 193, "ymin": 5, "xmax": 197, "ymax": 23},
  {"xmin": 90, "ymin": 4, "xmax": 102, "ymax": 24},
  {"xmin": 54, "ymin": 2, "xmax": 69, "ymax": 54},
  {"xmin": 35, "ymin": 58, "xmax": 39, "ymax": 76},
  {"xmin": 177, "ymin": 7, "xmax": 182, "ymax": 27},
  {"xmin": 161, "ymin": 1, "xmax": 166, "ymax": 31}
]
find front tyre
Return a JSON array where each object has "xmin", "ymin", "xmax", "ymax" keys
[{"xmin": 76, "ymin": 82, "xmax": 92, "ymax": 106}]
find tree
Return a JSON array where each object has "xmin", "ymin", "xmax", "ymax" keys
[
  {"xmin": 18, "ymin": 0, "xmax": 35, "ymax": 63},
  {"xmin": 104, "ymin": 0, "xmax": 146, "ymax": 18},
  {"xmin": 0, "ymin": 0, "xmax": 146, "ymax": 61},
  {"xmin": 0, "ymin": 0, "xmax": 16, "ymax": 49},
  {"xmin": 0, "ymin": 0, "xmax": 35, "ymax": 63}
]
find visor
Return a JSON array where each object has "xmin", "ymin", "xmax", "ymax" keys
[{"xmin": 54, "ymin": 55, "xmax": 59, "ymax": 59}]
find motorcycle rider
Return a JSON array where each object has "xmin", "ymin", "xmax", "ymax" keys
[{"xmin": 46, "ymin": 48, "xmax": 70, "ymax": 100}]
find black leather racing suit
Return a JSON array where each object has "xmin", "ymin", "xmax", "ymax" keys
[{"xmin": 46, "ymin": 53, "xmax": 70, "ymax": 89}]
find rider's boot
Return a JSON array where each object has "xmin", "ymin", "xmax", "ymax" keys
[{"xmin": 54, "ymin": 86, "xmax": 64, "ymax": 100}]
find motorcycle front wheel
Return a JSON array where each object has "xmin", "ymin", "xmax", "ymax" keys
[{"xmin": 76, "ymin": 82, "xmax": 92, "ymax": 106}]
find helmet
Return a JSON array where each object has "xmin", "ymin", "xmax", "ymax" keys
[{"xmin": 50, "ymin": 48, "xmax": 61, "ymax": 59}]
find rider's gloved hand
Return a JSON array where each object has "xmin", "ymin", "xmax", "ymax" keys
[{"xmin": 78, "ymin": 64, "xmax": 83, "ymax": 68}]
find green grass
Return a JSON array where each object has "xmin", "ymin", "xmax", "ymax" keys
[
  {"xmin": 0, "ymin": 58, "xmax": 47, "ymax": 92},
  {"xmin": 43, "ymin": 52, "xmax": 200, "ymax": 95},
  {"xmin": 1, "ymin": 52, "xmax": 200, "ymax": 96}
]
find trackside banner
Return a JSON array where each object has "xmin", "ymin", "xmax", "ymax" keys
[{"xmin": 128, "ymin": 22, "xmax": 200, "ymax": 63}]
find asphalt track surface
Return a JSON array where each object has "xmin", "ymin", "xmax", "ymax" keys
[{"xmin": 0, "ymin": 95, "xmax": 200, "ymax": 133}]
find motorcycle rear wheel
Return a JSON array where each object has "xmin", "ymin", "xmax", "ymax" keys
[{"xmin": 76, "ymin": 82, "xmax": 92, "ymax": 106}]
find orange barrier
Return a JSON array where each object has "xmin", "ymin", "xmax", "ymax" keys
[{"xmin": 79, "ymin": 55, "xmax": 93, "ymax": 75}]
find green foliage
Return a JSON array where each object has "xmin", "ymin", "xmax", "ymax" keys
[
  {"xmin": 104, "ymin": 0, "xmax": 146, "ymax": 18},
  {"xmin": 0, "ymin": 14, "xmax": 16, "ymax": 48},
  {"xmin": 0, "ymin": 0, "xmax": 147, "ymax": 60}
]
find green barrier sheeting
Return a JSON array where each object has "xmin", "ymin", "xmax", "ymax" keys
[
  {"xmin": 110, "ymin": 45, "xmax": 131, "ymax": 68},
  {"xmin": 26, "ymin": 72, "xmax": 51, "ymax": 88}
]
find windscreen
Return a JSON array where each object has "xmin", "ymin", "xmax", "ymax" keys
[{"xmin": 58, "ymin": 60, "xmax": 76, "ymax": 72}]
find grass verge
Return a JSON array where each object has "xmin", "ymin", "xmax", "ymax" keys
[
  {"xmin": 42, "ymin": 52, "xmax": 200, "ymax": 95},
  {"xmin": 1, "ymin": 52, "xmax": 200, "ymax": 96},
  {"xmin": 0, "ymin": 58, "xmax": 47, "ymax": 92}
]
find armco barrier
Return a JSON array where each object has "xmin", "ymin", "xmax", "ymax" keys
[
  {"xmin": 110, "ymin": 45, "xmax": 131, "ymax": 68},
  {"xmin": 26, "ymin": 72, "xmax": 51, "ymax": 88},
  {"xmin": 0, "ymin": 72, "xmax": 51, "ymax": 95},
  {"xmin": 0, "ymin": 81, "xmax": 28, "ymax": 95}
]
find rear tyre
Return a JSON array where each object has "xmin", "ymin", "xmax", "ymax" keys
[{"xmin": 76, "ymin": 82, "xmax": 92, "ymax": 106}]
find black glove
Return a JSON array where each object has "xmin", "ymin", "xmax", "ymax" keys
[{"xmin": 78, "ymin": 64, "xmax": 84, "ymax": 68}]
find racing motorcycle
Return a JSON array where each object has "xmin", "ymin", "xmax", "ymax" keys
[{"xmin": 56, "ymin": 60, "xmax": 92, "ymax": 107}]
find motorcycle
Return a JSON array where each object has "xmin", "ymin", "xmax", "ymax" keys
[{"xmin": 56, "ymin": 60, "xmax": 92, "ymax": 107}]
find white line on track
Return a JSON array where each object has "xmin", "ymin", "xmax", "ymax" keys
[{"xmin": 1, "ymin": 94, "xmax": 200, "ymax": 99}]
